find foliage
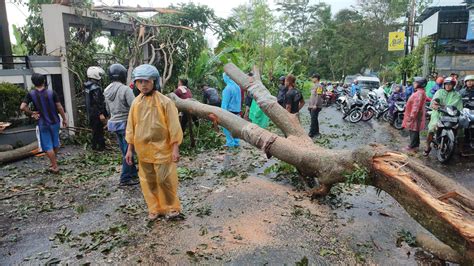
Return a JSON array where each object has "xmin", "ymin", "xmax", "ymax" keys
[
  {"xmin": 11, "ymin": 25, "xmax": 27, "ymax": 55},
  {"xmin": 180, "ymin": 121, "xmax": 225, "ymax": 156},
  {"xmin": 0, "ymin": 82, "xmax": 27, "ymax": 121},
  {"xmin": 343, "ymin": 164, "xmax": 370, "ymax": 186},
  {"xmin": 397, "ymin": 229, "xmax": 417, "ymax": 247},
  {"xmin": 13, "ymin": 0, "xmax": 94, "ymax": 55}
]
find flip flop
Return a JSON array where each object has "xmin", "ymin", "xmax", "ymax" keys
[
  {"xmin": 49, "ymin": 167, "xmax": 60, "ymax": 174},
  {"xmin": 148, "ymin": 213, "xmax": 159, "ymax": 221},
  {"xmin": 166, "ymin": 212, "xmax": 185, "ymax": 221}
]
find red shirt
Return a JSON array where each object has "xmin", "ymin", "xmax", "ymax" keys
[{"xmin": 174, "ymin": 86, "xmax": 193, "ymax": 99}]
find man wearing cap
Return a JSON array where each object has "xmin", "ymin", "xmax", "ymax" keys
[{"xmin": 125, "ymin": 64, "xmax": 183, "ymax": 220}]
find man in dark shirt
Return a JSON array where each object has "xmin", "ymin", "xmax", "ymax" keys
[
  {"xmin": 20, "ymin": 73, "xmax": 67, "ymax": 173},
  {"xmin": 174, "ymin": 78, "xmax": 196, "ymax": 133},
  {"xmin": 201, "ymin": 84, "xmax": 221, "ymax": 107},
  {"xmin": 84, "ymin": 66, "xmax": 107, "ymax": 151},
  {"xmin": 285, "ymin": 74, "xmax": 305, "ymax": 115},
  {"xmin": 277, "ymin": 76, "xmax": 287, "ymax": 107}
]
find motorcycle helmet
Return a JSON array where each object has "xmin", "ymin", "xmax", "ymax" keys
[
  {"xmin": 443, "ymin": 77, "xmax": 456, "ymax": 85},
  {"xmin": 413, "ymin": 77, "xmax": 427, "ymax": 88},
  {"xmin": 132, "ymin": 64, "xmax": 161, "ymax": 91},
  {"xmin": 108, "ymin": 63, "xmax": 127, "ymax": 84},
  {"xmin": 436, "ymin": 77, "xmax": 444, "ymax": 84},
  {"xmin": 87, "ymin": 66, "xmax": 105, "ymax": 80},
  {"xmin": 464, "ymin": 75, "xmax": 474, "ymax": 82}
]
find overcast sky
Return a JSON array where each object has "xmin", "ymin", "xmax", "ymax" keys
[{"xmin": 5, "ymin": 0, "xmax": 464, "ymax": 47}]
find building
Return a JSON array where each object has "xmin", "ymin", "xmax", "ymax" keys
[
  {"xmin": 0, "ymin": 56, "xmax": 65, "ymax": 105},
  {"xmin": 417, "ymin": 4, "xmax": 474, "ymax": 77}
]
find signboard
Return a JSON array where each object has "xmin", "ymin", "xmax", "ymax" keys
[
  {"xmin": 467, "ymin": 9, "xmax": 474, "ymax": 40},
  {"xmin": 388, "ymin": 31, "xmax": 405, "ymax": 51}
]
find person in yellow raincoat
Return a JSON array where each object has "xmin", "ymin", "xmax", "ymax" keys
[{"xmin": 125, "ymin": 64, "xmax": 183, "ymax": 220}]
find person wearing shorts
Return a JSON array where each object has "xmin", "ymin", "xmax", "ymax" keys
[{"xmin": 20, "ymin": 73, "xmax": 67, "ymax": 173}]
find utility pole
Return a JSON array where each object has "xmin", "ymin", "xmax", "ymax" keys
[
  {"xmin": 409, "ymin": 0, "xmax": 416, "ymax": 52},
  {"xmin": 0, "ymin": 0, "xmax": 13, "ymax": 69},
  {"xmin": 403, "ymin": 11, "xmax": 409, "ymax": 86}
]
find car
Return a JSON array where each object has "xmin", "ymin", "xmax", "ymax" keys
[{"xmin": 356, "ymin": 76, "xmax": 380, "ymax": 97}]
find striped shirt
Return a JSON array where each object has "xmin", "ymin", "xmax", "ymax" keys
[{"xmin": 23, "ymin": 88, "xmax": 60, "ymax": 126}]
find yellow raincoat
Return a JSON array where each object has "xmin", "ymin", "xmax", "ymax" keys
[{"xmin": 126, "ymin": 91, "xmax": 183, "ymax": 215}]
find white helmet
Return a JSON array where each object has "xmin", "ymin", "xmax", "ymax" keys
[
  {"xmin": 464, "ymin": 75, "xmax": 474, "ymax": 82},
  {"xmin": 87, "ymin": 66, "xmax": 105, "ymax": 80}
]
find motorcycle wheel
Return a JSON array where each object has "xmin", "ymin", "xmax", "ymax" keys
[
  {"xmin": 361, "ymin": 109, "xmax": 374, "ymax": 121},
  {"xmin": 342, "ymin": 104, "xmax": 350, "ymax": 114},
  {"xmin": 393, "ymin": 115, "xmax": 403, "ymax": 130},
  {"xmin": 437, "ymin": 135, "xmax": 455, "ymax": 163},
  {"xmin": 382, "ymin": 111, "xmax": 390, "ymax": 122},
  {"xmin": 349, "ymin": 109, "xmax": 363, "ymax": 123}
]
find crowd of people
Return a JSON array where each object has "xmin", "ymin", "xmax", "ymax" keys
[{"xmin": 18, "ymin": 64, "xmax": 474, "ymax": 220}]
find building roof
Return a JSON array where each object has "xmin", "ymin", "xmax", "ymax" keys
[{"xmin": 416, "ymin": 5, "xmax": 467, "ymax": 22}]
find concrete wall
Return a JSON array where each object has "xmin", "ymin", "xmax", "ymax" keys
[{"xmin": 436, "ymin": 54, "xmax": 474, "ymax": 77}]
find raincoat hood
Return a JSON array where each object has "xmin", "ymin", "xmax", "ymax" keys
[{"xmin": 223, "ymin": 73, "xmax": 239, "ymax": 88}]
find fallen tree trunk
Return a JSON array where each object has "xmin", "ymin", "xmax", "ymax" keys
[
  {"xmin": 0, "ymin": 141, "xmax": 39, "ymax": 164},
  {"xmin": 168, "ymin": 64, "xmax": 474, "ymax": 263}
]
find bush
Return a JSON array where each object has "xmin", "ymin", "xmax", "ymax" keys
[{"xmin": 0, "ymin": 82, "xmax": 26, "ymax": 121}]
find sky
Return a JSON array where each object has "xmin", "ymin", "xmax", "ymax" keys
[{"xmin": 4, "ymin": 0, "xmax": 465, "ymax": 47}]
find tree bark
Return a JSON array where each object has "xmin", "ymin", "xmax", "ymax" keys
[
  {"xmin": 0, "ymin": 141, "xmax": 39, "ymax": 164},
  {"xmin": 167, "ymin": 63, "xmax": 474, "ymax": 263}
]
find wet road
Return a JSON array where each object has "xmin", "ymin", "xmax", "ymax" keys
[{"xmin": 0, "ymin": 105, "xmax": 472, "ymax": 264}]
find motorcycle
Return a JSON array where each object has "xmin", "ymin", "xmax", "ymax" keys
[
  {"xmin": 459, "ymin": 99, "xmax": 474, "ymax": 155},
  {"xmin": 342, "ymin": 98, "xmax": 365, "ymax": 123},
  {"xmin": 390, "ymin": 101, "xmax": 406, "ymax": 130},
  {"xmin": 430, "ymin": 105, "xmax": 461, "ymax": 163},
  {"xmin": 336, "ymin": 89, "xmax": 350, "ymax": 112},
  {"xmin": 323, "ymin": 91, "xmax": 336, "ymax": 106},
  {"xmin": 375, "ymin": 98, "xmax": 390, "ymax": 122}
]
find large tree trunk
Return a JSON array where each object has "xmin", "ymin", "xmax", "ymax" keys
[
  {"xmin": 168, "ymin": 64, "xmax": 474, "ymax": 263},
  {"xmin": 0, "ymin": 141, "xmax": 39, "ymax": 164}
]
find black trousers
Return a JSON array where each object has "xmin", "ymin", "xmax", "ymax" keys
[
  {"xmin": 409, "ymin": 130, "xmax": 420, "ymax": 148},
  {"xmin": 90, "ymin": 116, "xmax": 105, "ymax": 151},
  {"xmin": 180, "ymin": 112, "xmax": 199, "ymax": 134},
  {"xmin": 309, "ymin": 107, "xmax": 322, "ymax": 137}
]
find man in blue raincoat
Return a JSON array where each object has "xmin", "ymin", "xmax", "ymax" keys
[{"xmin": 221, "ymin": 73, "xmax": 242, "ymax": 148}]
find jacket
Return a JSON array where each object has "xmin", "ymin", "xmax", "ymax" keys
[
  {"xmin": 104, "ymin": 81, "xmax": 135, "ymax": 123},
  {"xmin": 221, "ymin": 73, "xmax": 241, "ymax": 113},
  {"xmin": 84, "ymin": 80, "xmax": 107, "ymax": 118},
  {"xmin": 402, "ymin": 88, "xmax": 427, "ymax": 131}
]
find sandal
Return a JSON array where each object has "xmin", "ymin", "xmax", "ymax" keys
[
  {"xmin": 49, "ymin": 167, "xmax": 60, "ymax": 174},
  {"xmin": 165, "ymin": 212, "xmax": 185, "ymax": 221},
  {"xmin": 148, "ymin": 213, "xmax": 159, "ymax": 221}
]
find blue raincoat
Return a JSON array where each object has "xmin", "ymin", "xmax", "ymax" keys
[{"xmin": 221, "ymin": 73, "xmax": 242, "ymax": 147}]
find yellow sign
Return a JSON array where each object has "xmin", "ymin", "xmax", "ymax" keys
[{"xmin": 388, "ymin": 32, "xmax": 405, "ymax": 51}]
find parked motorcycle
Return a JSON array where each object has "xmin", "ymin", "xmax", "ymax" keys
[
  {"xmin": 459, "ymin": 99, "xmax": 474, "ymax": 155},
  {"xmin": 390, "ymin": 101, "xmax": 406, "ymax": 130},
  {"xmin": 429, "ymin": 105, "xmax": 461, "ymax": 163},
  {"xmin": 375, "ymin": 98, "xmax": 390, "ymax": 122},
  {"xmin": 322, "ymin": 91, "xmax": 337, "ymax": 106},
  {"xmin": 342, "ymin": 98, "xmax": 365, "ymax": 123}
]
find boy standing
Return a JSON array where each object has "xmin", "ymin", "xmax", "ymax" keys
[
  {"xmin": 20, "ymin": 73, "xmax": 67, "ymax": 173},
  {"xmin": 125, "ymin": 64, "xmax": 183, "ymax": 220}
]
